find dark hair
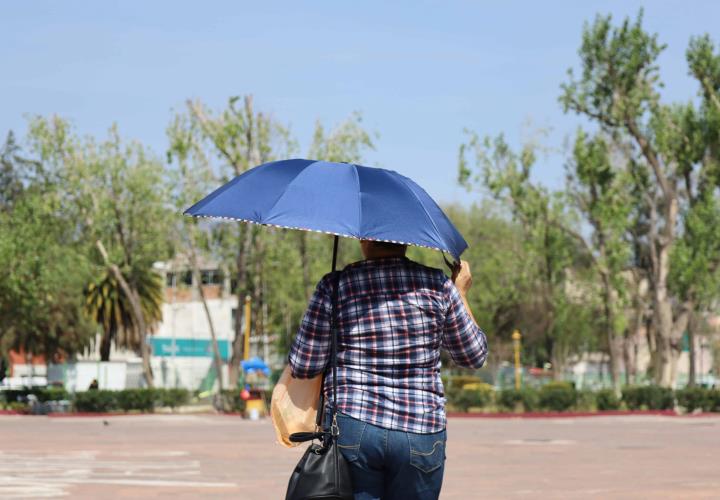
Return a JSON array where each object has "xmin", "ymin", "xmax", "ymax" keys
[{"xmin": 367, "ymin": 240, "xmax": 407, "ymax": 252}]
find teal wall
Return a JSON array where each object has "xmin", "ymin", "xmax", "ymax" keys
[{"xmin": 150, "ymin": 338, "xmax": 231, "ymax": 360}]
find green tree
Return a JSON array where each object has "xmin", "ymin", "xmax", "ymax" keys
[
  {"xmin": 0, "ymin": 134, "xmax": 94, "ymax": 361},
  {"xmin": 0, "ymin": 132, "xmax": 33, "ymax": 212},
  {"xmin": 567, "ymin": 130, "xmax": 634, "ymax": 393},
  {"xmin": 459, "ymin": 133, "xmax": 595, "ymax": 377},
  {"xmin": 437, "ymin": 203, "xmax": 526, "ymax": 374},
  {"xmin": 26, "ymin": 116, "xmax": 172, "ymax": 387},
  {"xmin": 84, "ymin": 265, "xmax": 164, "ymax": 361},
  {"xmin": 561, "ymin": 12, "xmax": 720, "ymax": 386},
  {"xmin": 0, "ymin": 189, "xmax": 95, "ymax": 361}
]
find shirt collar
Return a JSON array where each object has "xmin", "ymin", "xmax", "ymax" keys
[{"xmin": 346, "ymin": 256, "xmax": 409, "ymax": 269}]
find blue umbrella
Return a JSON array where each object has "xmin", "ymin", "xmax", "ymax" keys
[{"xmin": 184, "ymin": 159, "xmax": 467, "ymax": 261}]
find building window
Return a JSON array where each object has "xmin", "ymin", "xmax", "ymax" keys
[
  {"xmin": 181, "ymin": 271, "xmax": 193, "ymax": 286},
  {"xmin": 201, "ymin": 269, "xmax": 223, "ymax": 286},
  {"xmin": 166, "ymin": 272, "xmax": 176, "ymax": 287}
]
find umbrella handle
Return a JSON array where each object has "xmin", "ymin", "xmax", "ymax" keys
[{"xmin": 442, "ymin": 253, "xmax": 459, "ymax": 275}]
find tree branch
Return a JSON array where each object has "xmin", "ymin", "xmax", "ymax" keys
[{"xmin": 187, "ymin": 100, "xmax": 244, "ymax": 175}]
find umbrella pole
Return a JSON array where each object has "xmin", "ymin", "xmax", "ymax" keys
[
  {"xmin": 331, "ymin": 235, "xmax": 339, "ymax": 272},
  {"xmin": 315, "ymin": 235, "xmax": 340, "ymax": 430}
]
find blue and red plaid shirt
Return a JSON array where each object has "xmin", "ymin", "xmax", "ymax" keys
[{"xmin": 288, "ymin": 256, "xmax": 488, "ymax": 434}]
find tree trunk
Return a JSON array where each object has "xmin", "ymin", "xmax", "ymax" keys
[
  {"xmin": 600, "ymin": 271, "xmax": 622, "ymax": 395},
  {"xmin": 688, "ymin": 312, "xmax": 697, "ymax": 387},
  {"xmin": 228, "ymin": 224, "xmax": 255, "ymax": 388},
  {"xmin": 99, "ymin": 330, "xmax": 112, "ymax": 362},
  {"xmin": 625, "ymin": 119, "xmax": 682, "ymax": 388},
  {"xmin": 623, "ymin": 307, "xmax": 643, "ymax": 385},
  {"xmin": 669, "ymin": 302, "xmax": 691, "ymax": 388},
  {"xmin": 96, "ymin": 240, "xmax": 154, "ymax": 388},
  {"xmin": 642, "ymin": 312, "xmax": 655, "ymax": 376},
  {"xmin": 252, "ymin": 234, "xmax": 267, "ymax": 358},
  {"xmin": 188, "ymin": 239, "xmax": 224, "ymax": 393},
  {"xmin": 622, "ymin": 335, "xmax": 635, "ymax": 385},
  {"xmin": 627, "ymin": 288, "xmax": 646, "ymax": 385}
]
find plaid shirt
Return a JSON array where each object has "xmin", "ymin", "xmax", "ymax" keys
[{"xmin": 288, "ymin": 257, "xmax": 488, "ymax": 434}]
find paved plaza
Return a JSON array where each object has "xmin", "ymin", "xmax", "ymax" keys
[{"xmin": 1, "ymin": 413, "xmax": 719, "ymax": 499}]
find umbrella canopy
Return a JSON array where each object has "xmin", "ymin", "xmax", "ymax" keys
[
  {"xmin": 241, "ymin": 356, "xmax": 271, "ymax": 376},
  {"xmin": 184, "ymin": 159, "xmax": 467, "ymax": 260}
]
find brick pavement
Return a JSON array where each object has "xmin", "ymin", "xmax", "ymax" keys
[{"xmin": 1, "ymin": 414, "xmax": 718, "ymax": 499}]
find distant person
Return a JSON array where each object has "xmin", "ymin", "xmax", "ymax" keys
[
  {"xmin": 88, "ymin": 379, "xmax": 99, "ymax": 390},
  {"xmin": 289, "ymin": 240, "xmax": 488, "ymax": 500}
]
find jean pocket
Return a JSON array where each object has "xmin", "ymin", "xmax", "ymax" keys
[
  {"xmin": 336, "ymin": 413, "xmax": 366, "ymax": 463},
  {"xmin": 408, "ymin": 431, "xmax": 446, "ymax": 473}
]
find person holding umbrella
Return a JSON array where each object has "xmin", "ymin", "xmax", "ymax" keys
[
  {"xmin": 186, "ymin": 159, "xmax": 488, "ymax": 499},
  {"xmin": 289, "ymin": 240, "xmax": 486, "ymax": 499}
]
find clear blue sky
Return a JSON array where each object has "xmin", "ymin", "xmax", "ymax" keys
[{"xmin": 3, "ymin": 1, "xmax": 719, "ymax": 204}]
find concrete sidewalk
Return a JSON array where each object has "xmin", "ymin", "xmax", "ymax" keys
[{"xmin": 1, "ymin": 413, "xmax": 718, "ymax": 498}]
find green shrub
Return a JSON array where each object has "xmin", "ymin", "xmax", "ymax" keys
[
  {"xmin": 37, "ymin": 388, "xmax": 70, "ymax": 402},
  {"xmin": 675, "ymin": 387, "xmax": 709, "ymax": 412},
  {"xmin": 575, "ymin": 389, "xmax": 597, "ymax": 411},
  {"xmin": 622, "ymin": 386, "xmax": 674, "ymax": 410},
  {"xmin": 1, "ymin": 389, "xmax": 38, "ymax": 403},
  {"xmin": 449, "ymin": 385, "xmax": 493, "ymax": 412},
  {"xmin": 115, "ymin": 389, "xmax": 156, "ymax": 412},
  {"xmin": 444, "ymin": 386, "xmax": 461, "ymax": 409},
  {"xmin": 538, "ymin": 382, "xmax": 576, "ymax": 412},
  {"xmin": 497, "ymin": 388, "xmax": 538, "ymax": 412},
  {"xmin": 683, "ymin": 388, "xmax": 720, "ymax": 412},
  {"xmin": 157, "ymin": 388, "xmax": 190, "ymax": 409},
  {"xmin": 706, "ymin": 389, "xmax": 720, "ymax": 412},
  {"xmin": 447, "ymin": 375, "xmax": 483, "ymax": 389},
  {"xmin": 595, "ymin": 389, "xmax": 621, "ymax": 411},
  {"xmin": 74, "ymin": 390, "xmax": 117, "ymax": 412},
  {"xmin": 5, "ymin": 401, "xmax": 29, "ymax": 413}
]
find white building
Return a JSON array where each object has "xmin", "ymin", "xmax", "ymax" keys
[
  {"xmin": 45, "ymin": 257, "xmax": 244, "ymax": 391},
  {"xmin": 149, "ymin": 258, "xmax": 238, "ymax": 390}
]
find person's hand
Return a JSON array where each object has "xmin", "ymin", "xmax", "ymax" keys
[{"xmin": 452, "ymin": 260, "xmax": 472, "ymax": 295}]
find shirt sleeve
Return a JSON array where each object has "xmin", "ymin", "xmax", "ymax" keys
[
  {"xmin": 288, "ymin": 275, "xmax": 333, "ymax": 378},
  {"xmin": 441, "ymin": 278, "xmax": 488, "ymax": 369}
]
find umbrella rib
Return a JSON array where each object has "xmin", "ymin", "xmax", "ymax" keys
[
  {"xmin": 350, "ymin": 163, "xmax": 363, "ymax": 238},
  {"xmin": 393, "ymin": 173, "xmax": 449, "ymax": 256},
  {"xmin": 252, "ymin": 159, "xmax": 313, "ymax": 222}
]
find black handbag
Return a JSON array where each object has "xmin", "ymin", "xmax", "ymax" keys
[{"xmin": 285, "ymin": 259, "xmax": 353, "ymax": 500}]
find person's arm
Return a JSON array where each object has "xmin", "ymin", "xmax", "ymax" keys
[
  {"xmin": 287, "ymin": 276, "xmax": 332, "ymax": 378},
  {"xmin": 441, "ymin": 260, "xmax": 488, "ymax": 369}
]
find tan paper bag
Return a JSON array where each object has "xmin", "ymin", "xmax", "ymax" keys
[{"xmin": 270, "ymin": 366, "xmax": 323, "ymax": 448}]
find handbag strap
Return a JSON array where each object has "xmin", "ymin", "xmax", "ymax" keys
[
  {"xmin": 329, "ymin": 267, "xmax": 340, "ymax": 425},
  {"xmin": 301, "ymin": 237, "xmax": 342, "ymax": 442},
  {"xmin": 309, "ymin": 267, "xmax": 341, "ymax": 437}
]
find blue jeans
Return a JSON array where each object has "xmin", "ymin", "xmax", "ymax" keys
[{"xmin": 327, "ymin": 411, "xmax": 446, "ymax": 500}]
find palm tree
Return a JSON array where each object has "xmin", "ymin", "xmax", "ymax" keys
[{"xmin": 84, "ymin": 265, "xmax": 163, "ymax": 361}]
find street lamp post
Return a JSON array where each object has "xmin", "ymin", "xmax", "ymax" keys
[
  {"xmin": 512, "ymin": 330, "xmax": 522, "ymax": 390},
  {"xmin": 243, "ymin": 295, "xmax": 252, "ymax": 361}
]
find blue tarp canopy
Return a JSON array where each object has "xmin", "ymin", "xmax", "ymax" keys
[{"xmin": 240, "ymin": 356, "xmax": 271, "ymax": 376}]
